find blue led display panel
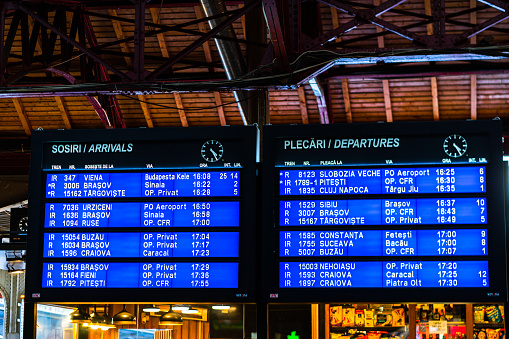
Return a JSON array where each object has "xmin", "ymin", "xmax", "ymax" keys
[
  {"xmin": 262, "ymin": 121, "xmax": 506, "ymax": 302},
  {"xmin": 26, "ymin": 126, "xmax": 257, "ymax": 303},
  {"xmin": 279, "ymin": 198, "xmax": 487, "ymax": 226},
  {"xmin": 279, "ymin": 261, "xmax": 488, "ymax": 288},
  {"xmin": 42, "ymin": 262, "xmax": 238, "ymax": 288},
  {"xmin": 43, "ymin": 232, "xmax": 239, "ymax": 258},
  {"xmin": 279, "ymin": 229, "xmax": 488, "ymax": 257},
  {"xmin": 44, "ymin": 201, "xmax": 239, "ymax": 228},
  {"xmin": 46, "ymin": 171, "xmax": 240, "ymax": 198},
  {"xmin": 279, "ymin": 166, "xmax": 486, "ymax": 195}
]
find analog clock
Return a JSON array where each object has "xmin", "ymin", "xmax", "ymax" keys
[
  {"xmin": 201, "ymin": 140, "xmax": 223, "ymax": 162},
  {"xmin": 443, "ymin": 134, "xmax": 467, "ymax": 158},
  {"xmin": 18, "ymin": 216, "xmax": 28, "ymax": 232}
]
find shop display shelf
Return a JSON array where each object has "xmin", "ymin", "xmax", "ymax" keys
[
  {"xmin": 473, "ymin": 323, "xmax": 505, "ymax": 329},
  {"xmin": 330, "ymin": 326, "xmax": 407, "ymax": 332}
]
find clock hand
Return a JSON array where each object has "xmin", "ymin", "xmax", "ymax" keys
[
  {"xmin": 210, "ymin": 148, "xmax": 218, "ymax": 159},
  {"xmin": 453, "ymin": 143, "xmax": 462, "ymax": 153}
]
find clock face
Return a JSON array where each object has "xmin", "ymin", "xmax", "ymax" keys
[
  {"xmin": 443, "ymin": 134, "xmax": 467, "ymax": 158},
  {"xmin": 201, "ymin": 140, "xmax": 224, "ymax": 162},
  {"xmin": 18, "ymin": 216, "xmax": 28, "ymax": 232}
]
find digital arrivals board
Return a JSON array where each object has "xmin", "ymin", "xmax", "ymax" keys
[
  {"xmin": 262, "ymin": 121, "xmax": 506, "ymax": 302},
  {"xmin": 26, "ymin": 126, "xmax": 257, "ymax": 303}
]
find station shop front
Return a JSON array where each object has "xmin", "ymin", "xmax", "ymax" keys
[{"xmin": 30, "ymin": 302, "xmax": 506, "ymax": 339}]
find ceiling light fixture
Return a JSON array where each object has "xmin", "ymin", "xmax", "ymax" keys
[
  {"xmin": 182, "ymin": 307, "xmax": 199, "ymax": 314},
  {"xmin": 211, "ymin": 305, "xmax": 230, "ymax": 310},
  {"xmin": 142, "ymin": 305, "xmax": 160, "ymax": 313},
  {"xmin": 89, "ymin": 305, "xmax": 115, "ymax": 331},
  {"xmin": 159, "ymin": 305, "xmax": 183, "ymax": 326},
  {"xmin": 171, "ymin": 306, "xmax": 189, "ymax": 312},
  {"xmin": 69, "ymin": 307, "xmax": 90, "ymax": 324},
  {"xmin": 113, "ymin": 305, "xmax": 136, "ymax": 325}
]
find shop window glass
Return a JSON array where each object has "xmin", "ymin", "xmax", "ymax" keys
[
  {"xmin": 36, "ymin": 304, "xmax": 73, "ymax": 339},
  {"xmin": 269, "ymin": 304, "xmax": 312, "ymax": 339}
]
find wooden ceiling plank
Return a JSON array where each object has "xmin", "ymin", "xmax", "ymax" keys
[
  {"xmin": 108, "ymin": 9, "xmax": 133, "ymax": 67},
  {"xmin": 341, "ymin": 79, "xmax": 353, "ymax": 123},
  {"xmin": 150, "ymin": 8, "xmax": 170, "ymax": 59},
  {"xmin": 424, "ymin": 0, "xmax": 433, "ymax": 35},
  {"xmin": 239, "ymin": 4, "xmax": 246, "ymax": 38},
  {"xmin": 195, "ymin": 5, "xmax": 224, "ymax": 124},
  {"xmin": 214, "ymin": 92, "xmax": 227, "ymax": 126},
  {"xmin": 297, "ymin": 87, "xmax": 310, "ymax": 124},
  {"xmin": 330, "ymin": 7, "xmax": 341, "ymax": 43},
  {"xmin": 470, "ymin": 75, "xmax": 477, "ymax": 120},
  {"xmin": 12, "ymin": 98, "xmax": 32, "ymax": 136},
  {"xmin": 382, "ymin": 80, "xmax": 393, "ymax": 122},
  {"xmin": 173, "ymin": 93, "xmax": 189, "ymax": 127},
  {"xmin": 138, "ymin": 95, "xmax": 154, "ymax": 128},
  {"xmin": 54, "ymin": 96, "xmax": 72, "ymax": 129},
  {"xmin": 424, "ymin": 0, "xmax": 440, "ymax": 117},
  {"xmin": 470, "ymin": 0, "xmax": 478, "ymax": 120},
  {"xmin": 28, "ymin": 17, "xmax": 42, "ymax": 56},
  {"xmin": 431, "ymin": 77, "xmax": 440, "ymax": 121},
  {"xmin": 374, "ymin": 0, "xmax": 393, "ymax": 123},
  {"xmin": 194, "ymin": 6, "xmax": 221, "ymax": 72}
]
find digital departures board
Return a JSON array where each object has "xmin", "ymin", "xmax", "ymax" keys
[
  {"xmin": 27, "ymin": 126, "xmax": 257, "ymax": 303},
  {"xmin": 42, "ymin": 170, "xmax": 240, "ymax": 289},
  {"xmin": 262, "ymin": 121, "xmax": 506, "ymax": 303}
]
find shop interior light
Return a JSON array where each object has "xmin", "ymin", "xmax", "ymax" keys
[
  {"xmin": 182, "ymin": 307, "xmax": 199, "ymax": 314},
  {"xmin": 171, "ymin": 306, "xmax": 189, "ymax": 312},
  {"xmin": 69, "ymin": 307, "xmax": 90, "ymax": 324},
  {"xmin": 113, "ymin": 305, "xmax": 136, "ymax": 325},
  {"xmin": 143, "ymin": 305, "xmax": 160, "ymax": 313},
  {"xmin": 159, "ymin": 305, "xmax": 183, "ymax": 326},
  {"xmin": 211, "ymin": 305, "xmax": 230, "ymax": 310},
  {"xmin": 89, "ymin": 305, "xmax": 115, "ymax": 331}
]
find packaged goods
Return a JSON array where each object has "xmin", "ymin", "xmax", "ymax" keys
[
  {"xmin": 392, "ymin": 308, "xmax": 405, "ymax": 326},
  {"xmin": 365, "ymin": 310, "xmax": 375, "ymax": 327},
  {"xmin": 486, "ymin": 305, "xmax": 503, "ymax": 323},
  {"xmin": 355, "ymin": 310, "xmax": 365, "ymax": 326},
  {"xmin": 375, "ymin": 314, "xmax": 393, "ymax": 326},
  {"xmin": 474, "ymin": 306, "xmax": 486, "ymax": 323},
  {"xmin": 343, "ymin": 308, "xmax": 355, "ymax": 327},
  {"xmin": 487, "ymin": 329, "xmax": 500, "ymax": 339},
  {"xmin": 331, "ymin": 306, "xmax": 343, "ymax": 326}
]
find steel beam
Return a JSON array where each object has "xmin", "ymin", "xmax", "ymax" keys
[
  {"xmin": 81, "ymin": 4, "xmax": 126, "ymax": 128},
  {"xmin": 46, "ymin": 68, "xmax": 113, "ymax": 128},
  {"xmin": 318, "ymin": 0, "xmax": 427, "ymax": 45},
  {"xmin": 477, "ymin": 0, "xmax": 508, "ymax": 12},
  {"xmin": 70, "ymin": 7, "xmax": 262, "ymax": 47},
  {"xmin": 263, "ymin": 0, "xmax": 291, "ymax": 72},
  {"xmin": 4, "ymin": 11, "xmax": 20, "ymax": 73},
  {"xmin": 133, "ymin": 0, "xmax": 146, "ymax": 82},
  {"xmin": 148, "ymin": 0, "xmax": 261, "ymax": 80},
  {"xmin": 0, "ymin": 3, "xmax": 5, "ymax": 85},
  {"xmin": 15, "ymin": 2, "xmax": 129, "ymax": 81},
  {"xmin": 453, "ymin": 11, "xmax": 509, "ymax": 45}
]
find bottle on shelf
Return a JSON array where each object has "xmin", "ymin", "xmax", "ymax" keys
[
  {"xmin": 440, "ymin": 309, "xmax": 446, "ymax": 321},
  {"xmin": 428, "ymin": 305, "xmax": 434, "ymax": 322},
  {"xmin": 433, "ymin": 307, "xmax": 441, "ymax": 321},
  {"xmin": 444, "ymin": 305, "xmax": 454, "ymax": 321},
  {"xmin": 421, "ymin": 305, "xmax": 429, "ymax": 323}
]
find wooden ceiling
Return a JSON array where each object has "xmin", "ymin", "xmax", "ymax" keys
[{"xmin": 0, "ymin": 0, "xmax": 508, "ymax": 140}]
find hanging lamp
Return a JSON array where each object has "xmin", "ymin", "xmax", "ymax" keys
[
  {"xmin": 113, "ymin": 305, "xmax": 136, "ymax": 325},
  {"xmin": 159, "ymin": 305, "xmax": 183, "ymax": 326},
  {"xmin": 69, "ymin": 307, "xmax": 90, "ymax": 324}
]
